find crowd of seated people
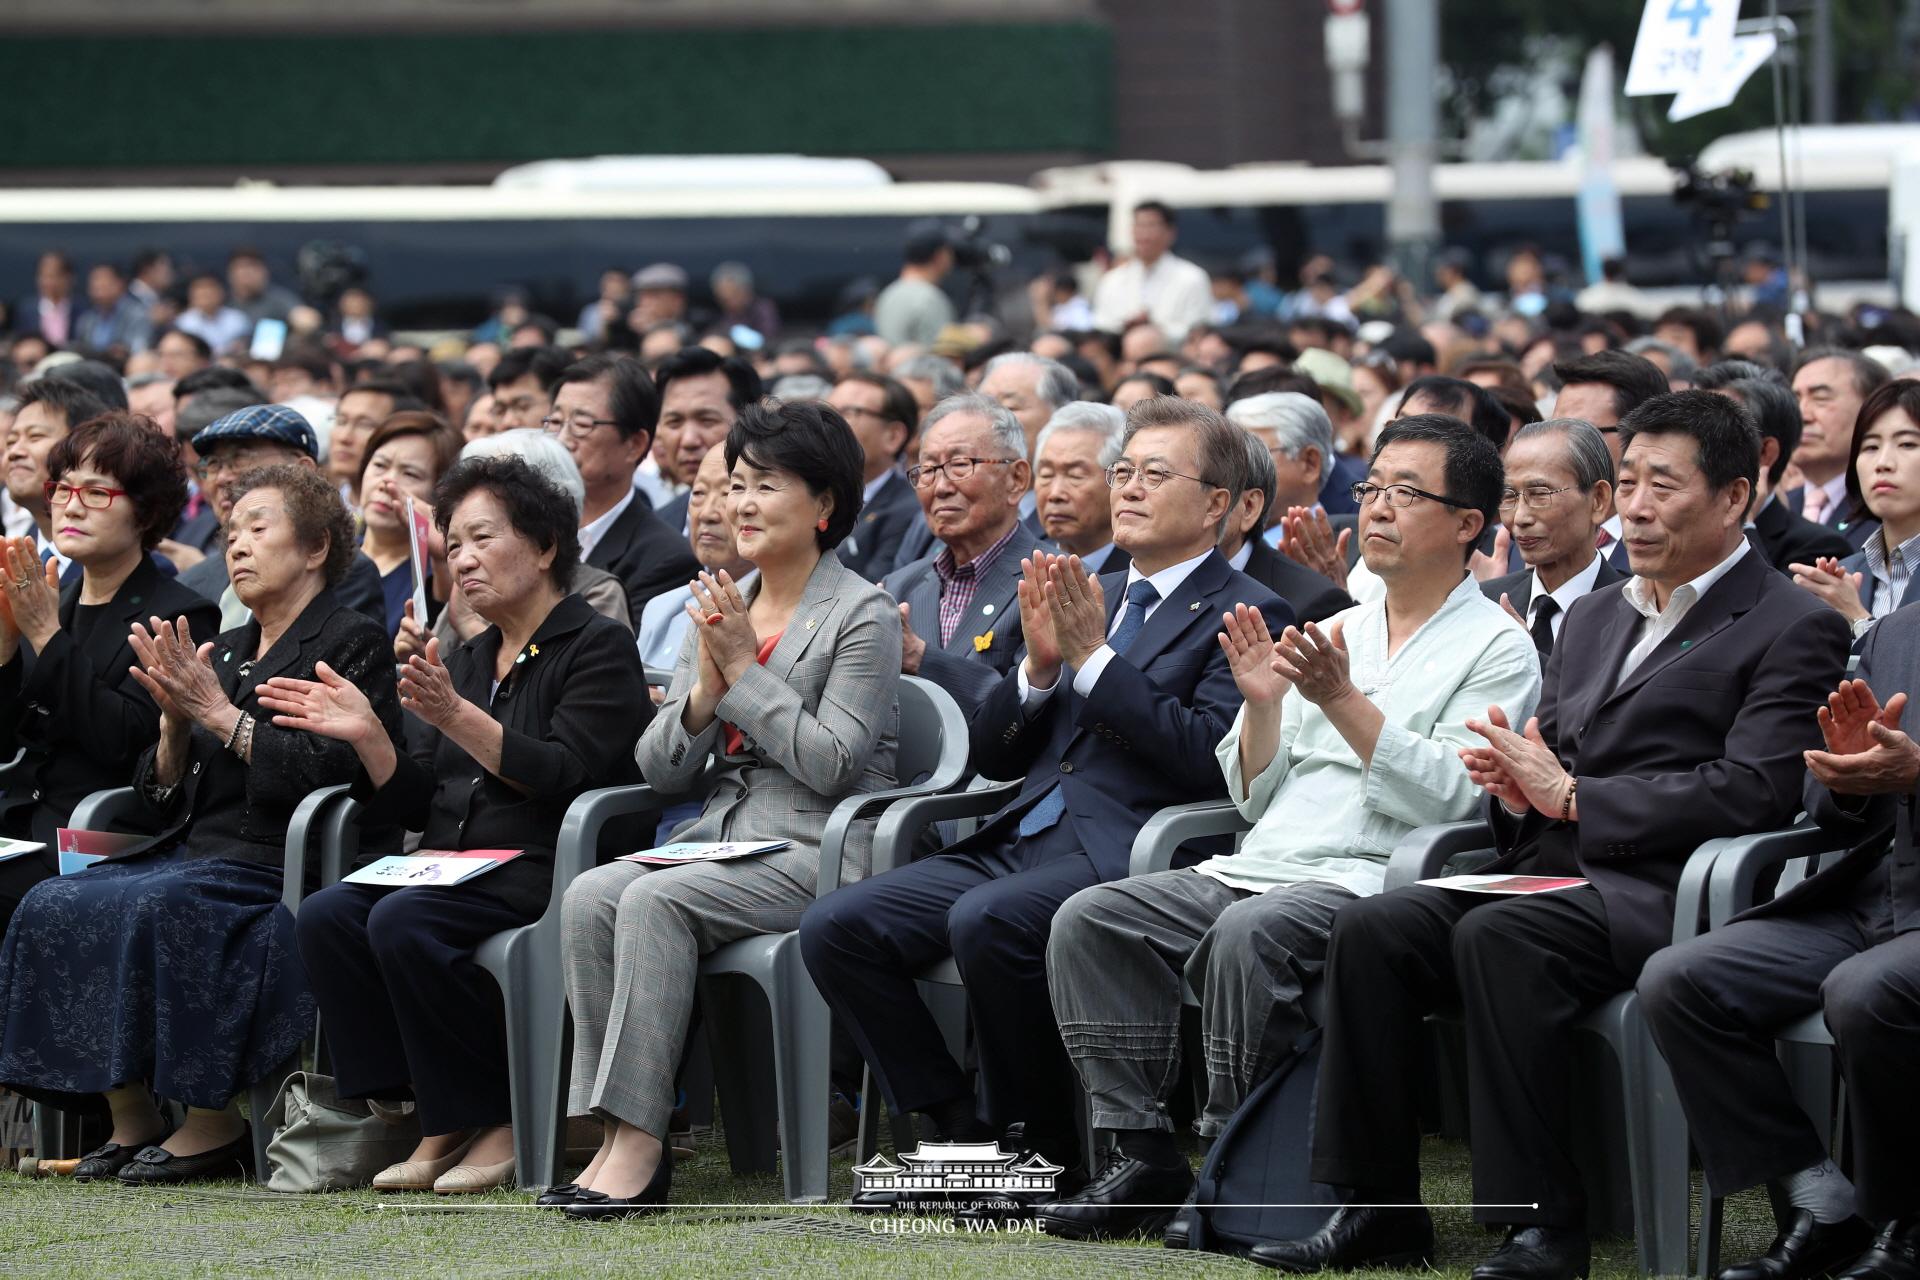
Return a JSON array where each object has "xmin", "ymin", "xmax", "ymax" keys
[{"xmin": 5, "ymin": 227, "xmax": 1920, "ymax": 1280}]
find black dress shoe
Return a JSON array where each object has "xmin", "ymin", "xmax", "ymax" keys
[
  {"xmin": 562, "ymin": 1150, "xmax": 672, "ymax": 1222},
  {"xmin": 114, "ymin": 1130, "xmax": 252, "ymax": 1185},
  {"xmin": 535, "ymin": 1182, "xmax": 582, "ymax": 1207},
  {"xmin": 1249, "ymin": 1204, "xmax": 1436, "ymax": 1273},
  {"xmin": 73, "ymin": 1138, "xmax": 165, "ymax": 1183},
  {"xmin": 1036, "ymin": 1146, "xmax": 1194, "ymax": 1240},
  {"xmin": 952, "ymin": 1166, "xmax": 1092, "ymax": 1227},
  {"xmin": 1836, "ymin": 1216, "xmax": 1920, "ymax": 1280},
  {"xmin": 1471, "ymin": 1224, "xmax": 1592, "ymax": 1280},
  {"xmin": 1722, "ymin": 1210, "xmax": 1877, "ymax": 1280}
]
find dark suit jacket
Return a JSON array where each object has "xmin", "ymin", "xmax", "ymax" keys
[
  {"xmin": 965, "ymin": 550, "xmax": 1293, "ymax": 882},
  {"xmin": 882, "ymin": 522, "xmax": 1055, "ymax": 716},
  {"xmin": 656, "ymin": 491, "xmax": 691, "ymax": 540},
  {"xmin": 179, "ymin": 543, "xmax": 387, "ymax": 628},
  {"xmin": 172, "ymin": 506, "xmax": 223, "ymax": 556},
  {"xmin": 127, "ymin": 590, "xmax": 404, "ymax": 870},
  {"xmin": 352, "ymin": 594, "xmax": 651, "ymax": 915},
  {"xmin": 1242, "ymin": 538, "xmax": 1352, "ymax": 624},
  {"xmin": 1786, "ymin": 485, "xmax": 1877, "ymax": 552},
  {"xmin": 1479, "ymin": 555, "xmax": 1627, "ymax": 631},
  {"xmin": 1484, "ymin": 547, "xmax": 1851, "ymax": 973},
  {"xmin": 582, "ymin": 494, "xmax": 701, "ymax": 629},
  {"xmin": 1746, "ymin": 601, "xmax": 1920, "ymax": 928},
  {"xmin": 1750, "ymin": 495, "xmax": 1852, "ymax": 572},
  {"xmin": 840, "ymin": 471, "xmax": 922, "ymax": 582},
  {"xmin": 891, "ymin": 510, "xmax": 939, "ymax": 574},
  {"xmin": 0, "ymin": 560, "xmax": 220, "ymax": 852}
]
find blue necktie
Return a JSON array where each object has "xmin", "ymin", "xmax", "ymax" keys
[{"xmin": 1017, "ymin": 578, "xmax": 1160, "ymax": 838}]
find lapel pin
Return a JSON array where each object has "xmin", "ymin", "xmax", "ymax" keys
[
  {"xmin": 982, "ymin": 603, "xmax": 995, "ymax": 617},
  {"xmin": 221, "ymin": 651, "xmax": 231, "ymax": 663},
  {"xmin": 805, "ymin": 617, "xmax": 817, "ymax": 630},
  {"xmin": 1680, "ymin": 640, "xmax": 1692, "ymax": 649},
  {"xmin": 1188, "ymin": 601, "xmax": 1202, "ymax": 612}
]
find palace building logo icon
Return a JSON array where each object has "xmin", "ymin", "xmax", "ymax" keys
[{"xmin": 852, "ymin": 1141, "xmax": 1064, "ymax": 1200}]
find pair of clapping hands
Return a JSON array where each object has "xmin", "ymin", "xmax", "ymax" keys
[
  {"xmin": 1216, "ymin": 602, "xmax": 1359, "ymax": 710},
  {"xmin": 683, "ymin": 569, "xmax": 764, "ymax": 706}
]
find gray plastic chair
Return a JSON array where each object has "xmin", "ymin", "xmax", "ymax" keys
[
  {"xmin": 1693, "ymin": 824, "xmax": 1851, "ymax": 1278},
  {"xmin": 695, "ymin": 675, "xmax": 971, "ymax": 1203},
  {"xmin": 34, "ymin": 782, "xmax": 357, "ymax": 1180}
]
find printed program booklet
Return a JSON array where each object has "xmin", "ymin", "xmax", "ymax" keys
[
  {"xmin": 56, "ymin": 828, "xmax": 148, "ymax": 875},
  {"xmin": 343, "ymin": 849, "xmax": 525, "ymax": 888},
  {"xmin": 1418, "ymin": 873, "xmax": 1589, "ymax": 895},
  {"xmin": 0, "ymin": 836, "xmax": 45, "ymax": 863},
  {"xmin": 619, "ymin": 840, "xmax": 792, "ymax": 866}
]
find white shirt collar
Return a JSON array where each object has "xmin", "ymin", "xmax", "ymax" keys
[
  {"xmin": 1623, "ymin": 537, "xmax": 1749, "ymax": 621},
  {"xmin": 1600, "ymin": 512, "xmax": 1623, "ymax": 540},
  {"xmin": 1227, "ymin": 539, "xmax": 1253, "ymax": 572},
  {"xmin": 578, "ymin": 486, "xmax": 637, "ymax": 557},
  {"xmin": 1528, "ymin": 553, "xmax": 1603, "ymax": 620},
  {"xmin": 1123, "ymin": 546, "xmax": 1214, "ymax": 614}
]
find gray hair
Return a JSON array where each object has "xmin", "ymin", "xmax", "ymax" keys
[
  {"xmin": 1233, "ymin": 424, "xmax": 1280, "ymax": 537},
  {"xmin": 921, "ymin": 391, "xmax": 1028, "ymax": 459},
  {"xmin": 770, "ymin": 373, "xmax": 833, "ymax": 403},
  {"xmin": 460, "ymin": 427, "xmax": 586, "ymax": 509},
  {"xmin": 982, "ymin": 351, "xmax": 1078, "ymax": 412},
  {"xmin": 893, "ymin": 353, "xmax": 965, "ymax": 403},
  {"xmin": 1507, "ymin": 417, "xmax": 1615, "ymax": 492},
  {"xmin": 1033, "ymin": 401, "xmax": 1125, "ymax": 469},
  {"xmin": 1226, "ymin": 392, "xmax": 1337, "ymax": 484},
  {"xmin": 1624, "ymin": 336, "xmax": 1700, "ymax": 382}
]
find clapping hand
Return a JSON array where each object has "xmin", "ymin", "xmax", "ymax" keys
[
  {"xmin": 1016, "ymin": 554, "xmax": 1063, "ymax": 685},
  {"xmin": 1272, "ymin": 621, "xmax": 1354, "ymax": 707},
  {"xmin": 1044, "ymin": 554, "xmax": 1109, "ymax": 671},
  {"xmin": 258, "ymin": 663, "xmax": 383, "ymax": 745},
  {"xmin": 1462, "ymin": 705, "xmax": 1570, "ymax": 815},
  {"xmin": 398, "ymin": 636, "xmax": 464, "ymax": 729},
  {"xmin": 128, "ymin": 615, "xmax": 229, "ymax": 732},
  {"xmin": 0, "ymin": 537, "xmax": 62, "ymax": 650},
  {"xmin": 1467, "ymin": 526, "xmax": 1512, "ymax": 584},
  {"xmin": 1279, "ymin": 507, "xmax": 1350, "ymax": 592},
  {"xmin": 1218, "ymin": 603, "xmax": 1291, "ymax": 707},
  {"xmin": 1806, "ymin": 679, "xmax": 1920, "ymax": 796},
  {"xmin": 1789, "ymin": 556, "xmax": 1869, "ymax": 623},
  {"xmin": 686, "ymin": 570, "xmax": 759, "ymax": 684}
]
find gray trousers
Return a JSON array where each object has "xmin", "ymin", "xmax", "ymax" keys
[
  {"xmin": 1046, "ymin": 868, "xmax": 1355, "ymax": 1138},
  {"xmin": 562, "ymin": 847, "xmax": 817, "ymax": 1137}
]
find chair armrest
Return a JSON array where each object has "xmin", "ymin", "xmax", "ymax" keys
[
  {"xmin": 1128, "ymin": 800, "xmax": 1251, "ymax": 878},
  {"xmin": 0, "ymin": 747, "xmax": 24, "ymax": 782},
  {"xmin": 1669, "ymin": 838, "xmax": 1723, "ymax": 944},
  {"xmin": 869, "ymin": 779, "xmax": 1022, "ymax": 878},
  {"xmin": 1383, "ymin": 820, "xmax": 1497, "ymax": 893},
  {"xmin": 644, "ymin": 667, "xmax": 675, "ymax": 689},
  {"xmin": 547, "ymin": 784, "xmax": 672, "ymax": 921},
  {"xmin": 68, "ymin": 786, "xmax": 139, "ymax": 832},
  {"xmin": 1706, "ymin": 824, "xmax": 1847, "ymax": 929},
  {"xmin": 816, "ymin": 774, "xmax": 969, "ymax": 901},
  {"xmin": 281, "ymin": 784, "xmax": 353, "ymax": 913}
]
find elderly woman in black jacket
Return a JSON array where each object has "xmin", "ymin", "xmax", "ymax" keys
[
  {"xmin": 0, "ymin": 412, "xmax": 219, "ymax": 925},
  {"xmin": 264, "ymin": 456, "xmax": 651, "ymax": 1195},
  {"xmin": 0, "ymin": 462, "xmax": 397, "ymax": 1184}
]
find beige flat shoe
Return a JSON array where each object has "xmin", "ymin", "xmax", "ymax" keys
[
  {"xmin": 433, "ymin": 1157, "xmax": 516, "ymax": 1194},
  {"xmin": 371, "ymin": 1137, "xmax": 475, "ymax": 1193}
]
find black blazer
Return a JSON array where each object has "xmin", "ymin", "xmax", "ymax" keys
[
  {"xmin": 966, "ymin": 550, "xmax": 1292, "ymax": 882},
  {"xmin": 1485, "ymin": 548, "xmax": 1851, "ymax": 973},
  {"xmin": 1750, "ymin": 495, "xmax": 1852, "ymax": 572},
  {"xmin": 656, "ymin": 491, "xmax": 692, "ymax": 539},
  {"xmin": 0, "ymin": 559, "xmax": 220, "ymax": 850},
  {"xmin": 351, "ymin": 594, "xmax": 652, "ymax": 916},
  {"xmin": 583, "ymin": 495, "xmax": 701, "ymax": 629},
  {"xmin": 128, "ymin": 589, "xmax": 403, "ymax": 869},
  {"xmin": 840, "ymin": 471, "xmax": 922, "ymax": 582},
  {"xmin": 1480, "ymin": 555, "xmax": 1627, "ymax": 625},
  {"xmin": 1242, "ymin": 538, "xmax": 1353, "ymax": 624}
]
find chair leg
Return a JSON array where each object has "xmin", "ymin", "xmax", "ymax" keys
[
  {"xmin": 1698, "ymin": 1193, "xmax": 1725, "ymax": 1279},
  {"xmin": 701, "ymin": 974, "xmax": 779, "ymax": 1177},
  {"xmin": 855, "ymin": 1064, "xmax": 883, "ymax": 1164},
  {"xmin": 769, "ymin": 941, "xmax": 832, "ymax": 1204},
  {"xmin": 33, "ymin": 1102, "xmax": 66, "ymax": 1160},
  {"xmin": 1606, "ymin": 995, "xmax": 1692, "ymax": 1278},
  {"xmin": 498, "ymin": 948, "xmax": 569, "ymax": 1193}
]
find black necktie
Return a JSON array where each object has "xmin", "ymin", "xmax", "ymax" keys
[{"xmin": 1529, "ymin": 596, "xmax": 1559, "ymax": 657}]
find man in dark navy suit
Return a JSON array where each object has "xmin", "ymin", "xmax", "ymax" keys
[{"xmin": 802, "ymin": 397, "xmax": 1291, "ymax": 1195}]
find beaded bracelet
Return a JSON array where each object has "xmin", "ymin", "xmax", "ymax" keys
[{"xmin": 1559, "ymin": 776, "xmax": 1578, "ymax": 822}]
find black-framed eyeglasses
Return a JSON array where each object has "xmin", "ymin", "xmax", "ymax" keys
[
  {"xmin": 540, "ymin": 413, "xmax": 619, "ymax": 443},
  {"xmin": 1105, "ymin": 462, "xmax": 1222, "ymax": 492},
  {"xmin": 1351, "ymin": 481, "xmax": 1472, "ymax": 510},
  {"xmin": 906, "ymin": 457, "xmax": 1015, "ymax": 488}
]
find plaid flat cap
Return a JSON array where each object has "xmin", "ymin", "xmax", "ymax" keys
[{"xmin": 191, "ymin": 403, "xmax": 318, "ymax": 459}]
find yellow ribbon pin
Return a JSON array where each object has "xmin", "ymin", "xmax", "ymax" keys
[{"xmin": 973, "ymin": 630, "xmax": 994, "ymax": 652}]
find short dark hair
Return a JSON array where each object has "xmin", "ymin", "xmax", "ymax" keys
[
  {"xmin": 1370, "ymin": 413, "xmax": 1505, "ymax": 551},
  {"xmin": 339, "ymin": 377, "xmax": 426, "ymax": 418},
  {"xmin": 47, "ymin": 412, "xmax": 190, "ymax": 550},
  {"xmin": 44, "ymin": 359, "xmax": 129, "ymax": 411},
  {"xmin": 834, "ymin": 371, "xmax": 918, "ymax": 460},
  {"xmin": 356, "ymin": 411, "xmax": 462, "ymax": 491},
  {"xmin": 724, "ymin": 400, "xmax": 866, "ymax": 551},
  {"xmin": 1121, "ymin": 396, "xmax": 1247, "ymax": 537},
  {"xmin": 1844, "ymin": 378, "xmax": 1920, "ymax": 525},
  {"xmin": 1133, "ymin": 200, "xmax": 1178, "ymax": 229},
  {"xmin": 15, "ymin": 377, "xmax": 111, "ymax": 432},
  {"xmin": 1112, "ymin": 372, "xmax": 1175, "ymax": 402},
  {"xmin": 1691, "ymin": 358, "xmax": 1786, "ymax": 391},
  {"xmin": 655, "ymin": 345, "xmax": 762, "ymax": 413},
  {"xmin": 903, "ymin": 219, "xmax": 952, "ymax": 266},
  {"xmin": 433, "ymin": 454, "xmax": 581, "ymax": 590},
  {"xmin": 1718, "ymin": 378, "xmax": 1802, "ymax": 486},
  {"xmin": 153, "ymin": 328, "xmax": 213, "ymax": 361},
  {"xmin": 557, "ymin": 353, "xmax": 660, "ymax": 444},
  {"xmin": 384, "ymin": 359, "xmax": 447, "ymax": 413},
  {"xmin": 1551, "ymin": 350, "xmax": 1671, "ymax": 422},
  {"xmin": 1794, "ymin": 346, "xmax": 1891, "ymax": 401},
  {"xmin": 1655, "ymin": 306, "xmax": 1725, "ymax": 356},
  {"xmin": 174, "ymin": 365, "xmax": 264, "ymax": 403},
  {"xmin": 1617, "ymin": 390, "xmax": 1761, "ymax": 516},
  {"xmin": 1226, "ymin": 367, "xmax": 1322, "ymax": 407},
  {"xmin": 486, "ymin": 345, "xmax": 569, "ymax": 394},
  {"xmin": 1398, "ymin": 374, "xmax": 1511, "ymax": 449},
  {"xmin": 228, "ymin": 463, "xmax": 358, "ymax": 587}
]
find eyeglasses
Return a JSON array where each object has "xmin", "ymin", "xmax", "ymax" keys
[
  {"xmin": 907, "ymin": 457, "xmax": 1015, "ymax": 488},
  {"xmin": 45, "ymin": 481, "xmax": 128, "ymax": 510},
  {"xmin": 1351, "ymin": 481, "xmax": 1473, "ymax": 510},
  {"xmin": 540, "ymin": 413, "xmax": 619, "ymax": 443},
  {"xmin": 1497, "ymin": 484, "xmax": 1577, "ymax": 512},
  {"xmin": 1104, "ymin": 463, "xmax": 1221, "ymax": 492},
  {"xmin": 195, "ymin": 449, "xmax": 283, "ymax": 480}
]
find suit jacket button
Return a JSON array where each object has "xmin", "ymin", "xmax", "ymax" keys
[
  {"xmin": 191, "ymin": 761, "xmax": 201, "ymax": 775},
  {"xmin": 1060, "ymin": 761, "xmax": 1073, "ymax": 774}
]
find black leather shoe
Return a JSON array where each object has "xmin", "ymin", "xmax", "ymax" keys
[
  {"xmin": 535, "ymin": 1182, "xmax": 582, "ymax": 1207},
  {"xmin": 1471, "ymin": 1225, "xmax": 1592, "ymax": 1280},
  {"xmin": 1249, "ymin": 1204, "xmax": 1437, "ymax": 1273},
  {"xmin": 114, "ymin": 1130, "xmax": 251, "ymax": 1185},
  {"xmin": 952, "ymin": 1166, "xmax": 1091, "ymax": 1227},
  {"xmin": 562, "ymin": 1149, "xmax": 672, "ymax": 1222},
  {"xmin": 73, "ymin": 1138, "xmax": 165, "ymax": 1183},
  {"xmin": 1036, "ymin": 1146, "xmax": 1194, "ymax": 1240},
  {"xmin": 1835, "ymin": 1216, "xmax": 1920, "ymax": 1280},
  {"xmin": 1722, "ymin": 1210, "xmax": 1877, "ymax": 1280}
]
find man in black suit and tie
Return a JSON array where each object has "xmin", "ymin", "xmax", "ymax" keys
[
  {"xmin": 651, "ymin": 347, "xmax": 761, "ymax": 536},
  {"xmin": 1227, "ymin": 427, "xmax": 1352, "ymax": 623},
  {"xmin": 832, "ymin": 371, "xmax": 922, "ymax": 579},
  {"xmin": 803, "ymin": 397, "xmax": 1290, "ymax": 1196},
  {"xmin": 550, "ymin": 354, "xmax": 699, "ymax": 627},
  {"xmin": 1640, "ymin": 600, "xmax": 1920, "ymax": 1280},
  {"xmin": 1262, "ymin": 390, "xmax": 1851, "ymax": 1280},
  {"xmin": 1789, "ymin": 348, "xmax": 1891, "ymax": 552},
  {"xmin": 1551, "ymin": 351, "xmax": 1672, "ymax": 573},
  {"xmin": 1480, "ymin": 419, "xmax": 1626, "ymax": 655}
]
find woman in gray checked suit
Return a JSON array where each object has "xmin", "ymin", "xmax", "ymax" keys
[{"xmin": 557, "ymin": 400, "xmax": 902, "ymax": 1219}]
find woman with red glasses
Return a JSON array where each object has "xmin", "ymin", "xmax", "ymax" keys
[{"xmin": 0, "ymin": 412, "xmax": 215, "ymax": 927}]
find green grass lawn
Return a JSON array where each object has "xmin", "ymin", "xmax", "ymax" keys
[{"xmin": 0, "ymin": 1133, "xmax": 1780, "ymax": 1279}]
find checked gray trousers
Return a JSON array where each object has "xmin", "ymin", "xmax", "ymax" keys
[{"xmin": 1046, "ymin": 868, "xmax": 1354, "ymax": 1138}]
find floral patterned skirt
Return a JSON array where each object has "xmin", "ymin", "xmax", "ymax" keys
[{"xmin": 0, "ymin": 849, "xmax": 311, "ymax": 1110}]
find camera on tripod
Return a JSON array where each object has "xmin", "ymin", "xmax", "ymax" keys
[{"xmin": 1671, "ymin": 161, "xmax": 1771, "ymax": 261}]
